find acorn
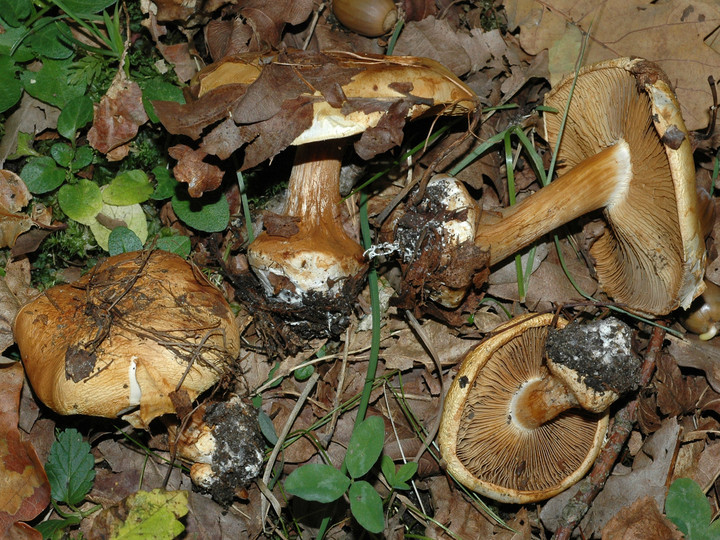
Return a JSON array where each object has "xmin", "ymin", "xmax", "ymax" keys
[
  {"xmin": 332, "ymin": 0, "xmax": 398, "ymax": 37},
  {"xmin": 680, "ymin": 280, "xmax": 720, "ymax": 340}
]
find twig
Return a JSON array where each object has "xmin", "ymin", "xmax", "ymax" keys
[
  {"xmin": 260, "ymin": 372, "xmax": 320, "ymax": 529},
  {"xmin": 553, "ymin": 325, "xmax": 665, "ymax": 539}
]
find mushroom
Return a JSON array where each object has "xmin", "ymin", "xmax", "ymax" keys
[
  {"xmin": 467, "ymin": 58, "xmax": 705, "ymax": 317},
  {"xmin": 167, "ymin": 395, "xmax": 264, "ymax": 506},
  {"xmin": 245, "ymin": 52, "xmax": 478, "ymax": 333},
  {"xmin": 13, "ymin": 250, "xmax": 240, "ymax": 429},
  {"xmin": 680, "ymin": 280, "xmax": 720, "ymax": 340},
  {"xmin": 438, "ymin": 313, "xmax": 639, "ymax": 503}
]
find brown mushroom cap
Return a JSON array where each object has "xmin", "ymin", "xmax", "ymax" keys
[
  {"xmin": 246, "ymin": 53, "xmax": 479, "ymax": 306},
  {"xmin": 438, "ymin": 313, "xmax": 608, "ymax": 503},
  {"xmin": 543, "ymin": 57, "xmax": 705, "ymax": 316},
  {"xmin": 473, "ymin": 58, "xmax": 705, "ymax": 317},
  {"xmin": 13, "ymin": 250, "xmax": 240, "ymax": 429}
]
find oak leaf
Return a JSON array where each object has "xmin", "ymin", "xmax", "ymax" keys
[{"xmin": 504, "ymin": 0, "xmax": 720, "ymax": 130}]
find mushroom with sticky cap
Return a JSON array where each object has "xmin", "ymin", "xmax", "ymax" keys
[
  {"xmin": 438, "ymin": 313, "xmax": 640, "ymax": 503},
  {"xmin": 422, "ymin": 58, "xmax": 704, "ymax": 316},
  {"xmin": 245, "ymin": 52, "xmax": 479, "ymax": 334}
]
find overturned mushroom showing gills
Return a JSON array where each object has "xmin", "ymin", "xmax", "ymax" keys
[
  {"xmin": 246, "ymin": 52, "xmax": 478, "ymax": 335},
  {"xmin": 438, "ymin": 313, "xmax": 639, "ymax": 503},
  {"xmin": 472, "ymin": 58, "xmax": 705, "ymax": 317},
  {"xmin": 13, "ymin": 250, "xmax": 240, "ymax": 429}
]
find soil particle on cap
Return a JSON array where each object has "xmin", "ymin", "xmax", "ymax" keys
[{"xmin": 545, "ymin": 317, "xmax": 640, "ymax": 394}]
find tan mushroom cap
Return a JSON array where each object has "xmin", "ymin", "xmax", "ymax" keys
[
  {"xmin": 438, "ymin": 313, "xmax": 608, "ymax": 504},
  {"xmin": 13, "ymin": 250, "xmax": 240, "ymax": 429},
  {"xmin": 544, "ymin": 57, "xmax": 705, "ymax": 316},
  {"xmin": 247, "ymin": 52, "xmax": 479, "ymax": 302}
]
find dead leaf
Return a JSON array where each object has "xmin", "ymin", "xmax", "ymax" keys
[
  {"xmin": 0, "ymin": 94, "xmax": 61, "ymax": 167},
  {"xmin": 87, "ymin": 69, "xmax": 149, "ymax": 159},
  {"xmin": 541, "ymin": 417, "xmax": 681, "ymax": 536},
  {"xmin": 168, "ymin": 144, "xmax": 225, "ymax": 197},
  {"xmin": 425, "ymin": 476, "xmax": 496, "ymax": 538},
  {"xmin": 239, "ymin": 0, "xmax": 315, "ymax": 48},
  {"xmin": 0, "ymin": 171, "xmax": 33, "ymax": 249},
  {"xmin": 157, "ymin": 42, "xmax": 199, "ymax": 82},
  {"xmin": 393, "ymin": 18, "xmax": 509, "ymax": 78},
  {"xmin": 504, "ymin": 0, "xmax": 720, "ymax": 131},
  {"xmin": 0, "ymin": 363, "xmax": 50, "ymax": 538},
  {"xmin": 601, "ymin": 495, "xmax": 683, "ymax": 539},
  {"xmin": 667, "ymin": 334, "xmax": 720, "ymax": 394}
]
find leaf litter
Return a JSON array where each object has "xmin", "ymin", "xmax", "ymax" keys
[{"xmin": 4, "ymin": 0, "xmax": 720, "ymax": 538}]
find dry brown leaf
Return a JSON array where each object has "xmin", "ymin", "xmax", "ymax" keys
[
  {"xmin": 504, "ymin": 0, "xmax": 720, "ymax": 131},
  {"xmin": 383, "ymin": 319, "xmax": 477, "ymax": 371},
  {"xmin": 541, "ymin": 417, "xmax": 680, "ymax": 536},
  {"xmin": 392, "ymin": 18, "xmax": 507, "ymax": 77},
  {"xmin": 425, "ymin": 476, "xmax": 496, "ymax": 539},
  {"xmin": 0, "ymin": 363, "xmax": 50, "ymax": 537},
  {"xmin": 667, "ymin": 334, "xmax": 720, "ymax": 394},
  {"xmin": 168, "ymin": 144, "xmax": 225, "ymax": 197},
  {"xmin": 0, "ymin": 171, "xmax": 33, "ymax": 250},
  {"xmin": 239, "ymin": 0, "xmax": 314, "ymax": 48},
  {"xmin": 601, "ymin": 495, "xmax": 683, "ymax": 540},
  {"xmin": 0, "ymin": 94, "xmax": 61, "ymax": 167},
  {"xmin": 157, "ymin": 42, "xmax": 198, "ymax": 82},
  {"xmin": 87, "ymin": 69, "xmax": 149, "ymax": 159}
]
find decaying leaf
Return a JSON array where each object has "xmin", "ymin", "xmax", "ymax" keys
[
  {"xmin": 504, "ymin": 0, "xmax": 720, "ymax": 131},
  {"xmin": 0, "ymin": 363, "xmax": 51, "ymax": 538},
  {"xmin": 541, "ymin": 417, "xmax": 681, "ymax": 536},
  {"xmin": 0, "ymin": 170, "xmax": 34, "ymax": 249},
  {"xmin": 88, "ymin": 488, "xmax": 188, "ymax": 540},
  {"xmin": 168, "ymin": 144, "xmax": 225, "ymax": 197},
  {"xmin": 87, "ymin": 68, "xmax": 149, "ymax": 160},
  {"xmin": 601, "ymin": 496, "xmax": 683, "ymax": 539},
  {"xmin": 0, "ymin": 94, "xmax": 61, "ymax": 167}
]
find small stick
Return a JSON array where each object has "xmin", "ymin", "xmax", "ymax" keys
[{"xmin": 553, "ymin": 325, "xmax": 665, "ymax": 539}]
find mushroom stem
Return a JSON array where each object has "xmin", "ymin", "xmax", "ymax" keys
[
  {"xmin": 475, "ymin": 140, "xmax": 632, "ymax": 265},
  {"xmin": 511, "ymin": 375, "xmax": 580, "ymax": 429},
  {"xmin": 247, "ymin": 141, "xmax": 366, "ymax": 300}
]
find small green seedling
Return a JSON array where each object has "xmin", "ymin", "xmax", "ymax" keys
[
  {"xmin": 665, "ymin": 477, "xmax": 720, "ymax": 540},
  {"xmin": 36, "ymin": 428, "xmax": 99, "ymax": 539},
  {"xmin": 285, "ymin": 415, "xmax": 405, "ymax": 534}
]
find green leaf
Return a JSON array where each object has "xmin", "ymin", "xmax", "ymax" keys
[
  {"xmin": 294, "ymin": 365, "xmax": 314, "ymax": 381},
  {"xmin": 57, "ymin": 95, "xmax": 94, "ymax": 141},
  {"xmin": 72, "ymin": 145, "xmax": 94, "ymax": 170},
  {"xmin": 34, "ymin": 516, "xmax": 81, "ymax": 538},
  {"xmin": 0, "ymin": 18, "xmax": 34, "ymax": 61},
  {"xmin": 7, "ymin": 131, "xmax": 40, "ymax": 160},
  {"xmin": 26, "ymin": 21, "xmax": 74, "ymax": 60},
  {"xmin": 666, "ymin": 478, "xmax": 720, "ymax": 540},
  {"xmin": 108, "ymin": 227, "xmax": 142, "ymax": 255},
  {"xmin": 257, "ymin": 409, "xmax": 278, "ymax": 446},
  {"xmin": 20, "ymin": 156, "xmax": 66, "ymax": 194},
  {"xmin": 171, "ymin": 188, "xmax": 229, "ymax": 233},
  {"xmin": 55, "ymin": 0, "xmax": 119, "ymax": 16},
  {"xmin": 21, "ymin": 59, "xmax": 87, "ymax": 108},
  {"xmin": 0, "ymin": 56, "xmax": 22, "ymax": 113},
  {"xmin": 45, "ymin": 428, "xmax": 95, "ymax": 506},
  {"xmin": 394, "ymin": 461, "xmax": 418, "ymax": 485},
  {"xmin": 381, "ymin": 455, "xmax": 396, "ymax": 486},
  {"xmin": 0, "ymin": 0, "xmax": 31, "ymax": 27},
  {"xmin": 348, "ymin": 481, "xmax": 385, "ymax": 534},
  {"xmin": 89, "ymin": 202, "xmax": 148, "ymax": 251},
  {"xmin": 150, "ymin": 166, "xmax": 177, "ymax": 200},
  {"xmin": 140, "ymin": 78, "xmax": 185, "ymax": 123},
  {"xmin": 104, "ymin": 170, "xmax": 154, "ymax": 205},
  {"xmin": 345, "ymin": 416, "xmax": 385, "ymax": 479},
  {"xmin": 58, "ymin": 179, "xmax": 103, "ymax": 225},
  {"xmin": 50, "ymin": 142, "xmax": 74, "ymax": 168},
  {"xmin": 284, "ymin": 464, "xmax": 351, "ymax": 503},
  {"xmin": 156, "ymin": 235, "xmax": 191, "ymax": 258},
  {"xmin": 109, "ymin": 489, "xmax": 188, "ymax": 540}
]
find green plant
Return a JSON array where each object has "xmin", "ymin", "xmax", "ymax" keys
[
  {"xmin": 665, "ymin": 478, "xmax": 720, "ymax": 540},
  {"xmin": 35, "ymin": 428, "xmax": 99, "ymax": 539},
  {"xmin": 284, "ymin": 415, "xmax": 405, "ymax": 534}
]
